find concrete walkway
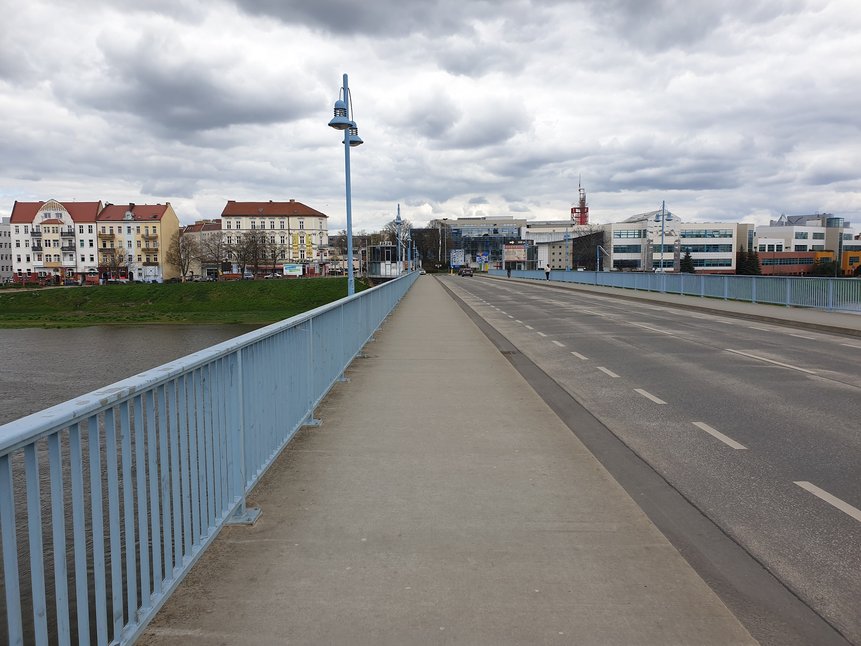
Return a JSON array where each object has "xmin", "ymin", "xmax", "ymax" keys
[{"xmin": 140, "ymin": 276, "xmax": 755, "ymax": 645}]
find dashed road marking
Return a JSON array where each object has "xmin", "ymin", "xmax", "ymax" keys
[
  {"xmin": 841, "ymin": 343, "xmax": 861, "ymax": 349},
  {"xmin": 507, "ymin": 315, "xmax": 514, "ymax": 318},
  {"xmin": 525, "ymin": 325, "xmax": 534, "ymax": 330},
  {"xmin": 692, "ymin": 422, "xmax": 747, "ymax": 450},
  {"xmin": 789, "ymin": 333, "xmax": 815, "ymax": 340},
  {"xmin": 634, "ymin": 388, "xmax": 666, "ymax": 404},
  {"xmin": 537, "ymin": 332, "xmax": 547, "ymax": 337},
  {"xmin": 750, "ymin": 326, "xmax": 771, "ymax": 332},
  {"xmin": 515, "ymin": 320, "xmax": 523, "ymax": 324},
  {"xmin": 597, "ymin": 367, "xmax": 620, "ymax": 378},
  {"xmin": 794, "ymin": 481, "xmax": 861, "ymax": 523},
  {"xmin": 725, "ymin": 349, "xmax": 816, "ymax": 375},
  {"xmin": 552, "ymin": 340, "xmax": 565, "ymax": 347},
  {"xmin": 571, "ymin": 352, "xmax": 588, "ymax": 360}
]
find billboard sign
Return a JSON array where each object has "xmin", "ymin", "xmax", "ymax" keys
[
  {"xmin": 283, "ymin": 264, "xmax": 303, "ymax": 277},
  {"xmin": 504, "ymin": 244, "xmax": 527, "ymax": 263},
  {"xmin": 450, "ymin": 249, "xmax": 465, "ymax": 267}
]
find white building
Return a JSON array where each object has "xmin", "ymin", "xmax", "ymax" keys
[
  {"xmin": 220, "ymin": 200, "xmax": 329, "ymax": 272},
  {"xmin": 10, "ymin": 200, "xmax": 102, "ymax": 283},
  {"xmin": 603, "ymin": 210, "xmax": 753, "ymax": 273}
]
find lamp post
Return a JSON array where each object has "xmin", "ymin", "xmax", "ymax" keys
[
  {"xmin": 328, "ymin": 73, "xmax": 363, "ymax": 296},
  {"xmin": 394, "ymin": 206, "xmax": 402, "ymax": 275}
]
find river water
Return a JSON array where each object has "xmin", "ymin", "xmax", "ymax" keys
[
  {"xmin": 0, "ymin": 324, "xmax": 259, "ymax": 426},
  {"xmin": 0, "ymin": 324, "xmax": 259, "ymax": 642}
]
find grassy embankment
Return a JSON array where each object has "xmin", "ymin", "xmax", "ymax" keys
[{"xmin": 0, "ymin": 278, "xmax": 366, "ymax": 328}]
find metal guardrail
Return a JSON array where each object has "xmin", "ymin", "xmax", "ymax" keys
[
  {"xmin": 0, "ymin": 271, "xmax": 418, "ymax": 645},
  {"xmin": 490, "ymin": 269, "xmax": 861, "ymax": 312}
]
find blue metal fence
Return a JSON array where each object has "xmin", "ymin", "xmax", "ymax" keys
[
  {"xmin": 491, "ymin": 269, "xmax": 861, "ymax": 312},
  {"xmin": 0, "ymin": 272, "xmax": 417, "ymax": 645}
]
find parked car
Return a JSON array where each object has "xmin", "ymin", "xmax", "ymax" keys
[{"xmin": 458, "ymin": 267, "xmax": 474, "ymax": 276}]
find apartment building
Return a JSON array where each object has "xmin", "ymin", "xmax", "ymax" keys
[
  {"xmin": 10, "ymin": 200, "xmax": 103, "ymax": 283},
  {"xmin": 220, "ymin": 200, "xmax": 329, "ymax": 268},
  {"xmin": 97, "ymin": 203, "xmax": 180, "ymax": 282},
  {"xmin": 0, "ymin": 217, "xmax": 12, "ymax": 283},
  {"xmin": 182, "ymin": 219, "xmax": 223, "ymax": 278}
]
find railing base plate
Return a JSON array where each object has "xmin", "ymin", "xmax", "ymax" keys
[
  {"xmin": 303, "ymin": 417, "xmax": 322, "ymax": 427},
  {"xmin": 226, "ymin": 506, "xmax": 261, "ymax": 526}
]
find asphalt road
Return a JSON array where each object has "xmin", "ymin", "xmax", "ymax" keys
[{"xmin": 441, "ymin": 274, "xmax": 861, "ymax": 645}]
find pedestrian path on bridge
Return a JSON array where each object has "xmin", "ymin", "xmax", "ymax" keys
[{"xmin": 139, "ymin": 276, "xmax": 754, "ymax": 645}]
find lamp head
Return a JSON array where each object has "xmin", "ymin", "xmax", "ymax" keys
[
  {"xmin": 328, "ymin": 99, "xmax": 351, "ymax": 130},
  {"xmin": 345, "ymin": 123, "xmax": 363, "ymax": 147}
]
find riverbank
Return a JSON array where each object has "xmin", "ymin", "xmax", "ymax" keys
[{"xmin": 0, "ymin": 278, "xmax": 366, "ymax": 328}]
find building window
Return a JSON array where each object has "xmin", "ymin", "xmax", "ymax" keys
[
  {"xmin": 270, "ymin": 220, "xmax": 275, "ymax": 229},
  {"xmin": 80, "ymin": 255, "xmax": 85, "ymax": 262},
  {"xmin": 136, "ymin": 226, "xmax": 141, "ymax": 234},
  {"xmin": 226, "ymin": 221, "xmax": 231, "ymax": 229},
  {"xmin": 812, "ymin": 232, "xmax": 825, "ymax": 240},
  {"xmin": 89, "ymin": 255, "xmax": 94, "ymax": 262},
  {"xmin": 794, "ymin": 231, "xmax": 808, "ymax": 239},
  {"xmin": 137, "ymin": 255, "xmax": 142, "ymax": 262},
  {"xmin": 127, "ymin": 226, "xmax": 132, "ymax": 235},
  {"xmin": 80, "ymin": 240, "xmax": 84, "ymax": 248},
  {"xmin": 299, "ymin": 220, "xmax": 305, "ymax": 230},
  {"xmin": 794, "ymin": 245, "xmax": 808, "ymax": 251},
  {"xmin": 280, "ymin": 220, "xmax": 285, "ymax": 229},
  {"xmin": 127, "ymin": 240, "xmax": 132, "ymax": 249},
  {"xmin": 78, "ymin": 225, "xmax": 84, "ymax": 234},
  {"xmin": 613, "ymin": 229, "xmax": 645, "ymax": 238}
]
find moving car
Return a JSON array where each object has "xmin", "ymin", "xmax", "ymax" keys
[{"xmin": 458, "ymin": 267, "xmax": 474, "ymax": 276}]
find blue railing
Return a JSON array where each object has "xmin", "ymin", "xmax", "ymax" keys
[
  {"xmin": 491, "ymin": 270, "xmax": 861, "ymax": 312},
  {"xmin": 0, "ymin": 272, "xmax": 417, "ymax": 646}
]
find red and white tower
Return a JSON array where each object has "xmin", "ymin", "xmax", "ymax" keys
[{"xmin": 570, "ymin": 180, "xmax": 589, "ymax": 225}]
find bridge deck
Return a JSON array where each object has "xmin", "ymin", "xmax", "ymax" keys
[{"xmin": 139, "ymin": 276, "xmax": 754, "ymax": 645}]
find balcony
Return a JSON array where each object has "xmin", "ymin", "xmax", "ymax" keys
[
  {"xmin": 98, "ymin": 232, "xmax": 115, "ymax": 240},
  {"xmin": 61, "ymin": 245, "xmax": 76, "ymax": 252},
  {"xmin": 142, "ymin": 232, "xmax": 159, "ymax": 240},
  {"xmin": 61, "ymin": 230, "xmax": 76, "ymax": 237},
  {"xmin": 31, "ymin": 230, "xmax": 42, "ymax": 238},
  {"xmin": 143, "ymin": 261, "xmax": 160, "ymax": 266},
  {"xmin": 32, "ymin": 245, "xmax": 43, "ymax": 252},
  {"xmin": 142, "ymin": 245, "xmax": 160, "ymax": 253}
]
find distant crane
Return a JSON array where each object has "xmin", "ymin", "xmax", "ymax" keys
[{"xmin": 571, "ymin": 178, "xmax": 589, "ymax": 225}]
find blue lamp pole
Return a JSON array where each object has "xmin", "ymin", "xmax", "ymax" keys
[{"xmin": 328, "ymin": 73, "xmax": 363, "ymax": 296}]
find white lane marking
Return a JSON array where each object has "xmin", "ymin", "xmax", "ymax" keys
[
  {"xmin": 500, "ymin": 311, "xmax": 507, "ymax": 315},
  {"xmin": 630, "ymin": 322, "xmax": 675, "ymax": 336},
  {"xmin": 597, "ymin": 367, "xmax": 620, "ymax": 378},
  {"xmin": 750, "ymin": 326, "xmax": 771, "ymax": 332},
  {"xmin": 552, "ymin": 340, "xmax": 565, "ymax": 347},
  {"xmin": 841, "ymin": 343, "xmax": 861, "ymax": 349},
  {"xmin": 718, "ymin": 320, "xmax": 736, "ymax": 325},
  {"xmin": 524, "ymin": 325, "xmax": 534, "ymax": 330},
  {"xmin": 507, "ymin": 315, "xmax": 514, "ymax": 318},
  {"xmin": 794, "ymin": 482, "xmax": 861, "ymax": 523},
  {"xmin": 571, "ymin": 352, "xmax": 588, "ymax": 360},
  {"xmin": 692, "ymin": 422, "xmax": 747, "ymax": 450},
  {"xmin": 724, "ymin": 349, "xmax": 816, "ymax": 375},
  {"xmin": 789, "ymin": 333, "xmax": 815, "ymax": 340},
  {"xmin": 515, "ymin": 320, "xmax": 523, "ymax": 324},
  {"xmin": 537, "ymin": 332, "xmax": 547, "ymax": 337},
  {"xmin": 634, "ymin": 388, "xmax": 667, "ymax": 404}
]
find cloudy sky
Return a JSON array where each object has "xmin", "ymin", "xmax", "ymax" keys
[{"xmin": 1, "ymin": 0, "xmax": 859, "ymax": 231}]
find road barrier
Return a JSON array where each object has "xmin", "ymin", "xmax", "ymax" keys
[
  {"xmin": 0, "ymin": 272, "xmax": 417, "ymax": 645},
  {"xmin": 492, "ymin": 270, "xmax": 861, "ymax": 312}
]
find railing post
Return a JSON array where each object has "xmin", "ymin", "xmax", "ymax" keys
[
  {"xmin": 827, "ymin": 279, "xmax": 834, "ymax": 311},
  {"xmin": 226, "ymin": 348, "xmax": 261, "ymax": 525},
  {"xmin": 752, "ymin": 276, "xmax": 757, "ymax": 303},
  {"xmin": 723, "ymin": 275, "xmax": 728, "ymax": 300},
  {"xmin": 785, "ymin": 277, "xmax": 791, "ymax": 307}
]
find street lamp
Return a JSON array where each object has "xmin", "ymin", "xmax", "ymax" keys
[
  {"xmin": 394, "ymin": 206, "xmax": 402, "ymax": 274},
  {"xmin": 328, "ymin": 73, "xmax": 363, "ymax": 296}
]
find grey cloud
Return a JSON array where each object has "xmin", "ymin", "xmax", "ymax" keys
[
  {"xmin": 231, "ymin": 0, "xmax": 501, "ymax": 37},
  {"xmin": 55, "ymin": 31, "xmax": 321, "ymax": 137},
  {"xmin": 468, "ymin": 196, "xmax": 489, "ymax": 204}
]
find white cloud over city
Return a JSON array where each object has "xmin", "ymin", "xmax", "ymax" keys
[{"xmin": 1, "ymin": 0, "xmax": 859, "ymax": 231}]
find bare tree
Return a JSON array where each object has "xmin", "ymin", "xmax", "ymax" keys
[
  {"xmin": 197, "ymin": 231, "xmax": 227, "ymax": 277},
  {"xmin": 100, "ymin": 246, "xmax": 128, "ymax": 280},
  {"xmin": 166, "ymin": 230, "xmax": 200, "ymax": 281}
]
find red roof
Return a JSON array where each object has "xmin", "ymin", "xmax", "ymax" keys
[
  {"xmin": 183, "ymin": 219, "xmax": 222, "ymax": 233},
  {"xmin": 221, "ymin": 200, "xmax": 327, "ymax": 218},
  {"xmin": 39, "ymin": 218, "xmax": 64, "ymax": 225},
  {"xmin": 9, "ymin": 200, "xmax": 102, "ymax": 223},
  {"xmin": 99, "ymin": 203, "xmax": 170, "ymax": 221}
]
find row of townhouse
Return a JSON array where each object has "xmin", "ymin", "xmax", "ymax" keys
[
  {"xmin": 8, "ymin": 199, "xmax": 180, "ymax": 283},
  {"xmin": 449, "ymin": 211, "xmax": 859, "ymax": 276},
  {"xmin": 182, "ymin": 200, "xmax": 330, "ymax": 278}
]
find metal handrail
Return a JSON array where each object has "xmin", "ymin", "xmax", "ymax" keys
[
  {"xmin": 0, "ymin": 271, "xmax": 418, "ymax": 645},
  {"xmin": 491, "ymin": 269, "xmax": 861, "ymax": 312}
]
